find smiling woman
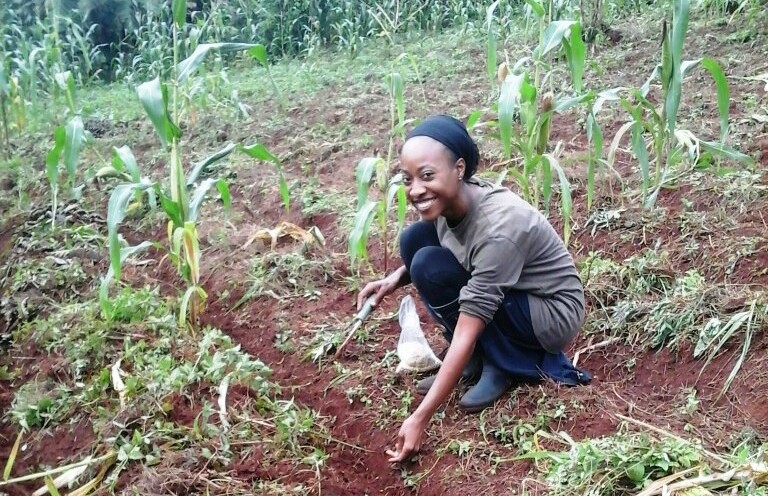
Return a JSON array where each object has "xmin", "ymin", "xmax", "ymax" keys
[{"xmin": 357, "ymin": 114, "xmax": 591, "ymax": 463}]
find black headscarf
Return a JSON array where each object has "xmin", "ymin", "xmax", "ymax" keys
[{"xmin": 405, "ymin": 114, "xmax": 479, "ymax": 179}]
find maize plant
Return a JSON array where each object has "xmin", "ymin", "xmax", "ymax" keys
[
  {"xmin": 103, "ymin": 0, "xmax": 286, "ymax": 331},
  {"xmin": 493, "ymin": 18, "xmax": 588, "ymax": 244},
  {"xmin": 348, "ymin": 70, "xmax": 409, "ymax": 272},
  {"xmin": 595, "ymin": 0, "xmax": 750, "ymax": 209},
  {"xmin": 348, "ymin": 157, "xmax": 407, "ymax": 272},
  {"xmin": 44, "ymin": 71, "xmax": 85, "ymax": 230}
]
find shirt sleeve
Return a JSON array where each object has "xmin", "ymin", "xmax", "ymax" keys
[{"xmin": 458, "ymin": 235, "xmax": 525, "ymax": 323}]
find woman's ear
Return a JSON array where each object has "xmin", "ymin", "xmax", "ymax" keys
[{"xmin": 456, "ymin": 158, "xmax": 466, "ymax": 181}]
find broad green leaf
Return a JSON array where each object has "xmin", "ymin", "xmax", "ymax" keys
[
  {"xmin": 499, "ymin": 73, "xmax": 526, "ymax": 159},
  {"xmin": 349, "ymin": 200, "xmax": 379, "ymax": 265},
  {"xmin": 680, "ymin": 58, "xmax": 701, "ymax": 78},
  {"xmin": 562, "ymin": 23, "xmax": 585, "ymax": 93},
  {"xmin": 54, "ymin": 71, "xmax": 76, "ymax": 114},
  {"xmin": 63, "ymin": 116, "xmax": 84, "ymax": 188},
  {"xmin": 593, "ymin": 87, "xmax": 627, "ymax": 114},
  {"xmin": 189, "ymin": 178, "xmax": 229, "ymax": 222},
  {"xmin": 179, "ymin": 285, "xmax": 198, "ymax": 329},
  {"xmin": 112, "ymin": 145, "xmax": 140, "ymax": 182},
  {"xmin": 107, "ymin": 183, "xmax": 153, "ymax": 279},
  {"xmin": 389, "ymin": 73, "xmax": 405, "ymax": 128},
  {"xmin": 523, "ymin": 0, "xmax": 546, "ymax": 18},
  {"xmin": 172, "ymin": 0, "xmax": 186, "ymax": 28},
  {"xmin": 699, "ymin": 140, "xmax": 752, "ymax": 162},
  {"xmin": 537, "ymin": 21, "xmax": 577, "ymax": 59},
  {"xmin": 486, "ymin": 1, "xmax": 500, "ymax": 86},
  {"xmin": 46, "ymin": 126, "xmax": 66, "ymax": 189},
  {"xmin": 545, "ymin": 154, "xmax": 572, "ymax": 245},
  {"xmin": 466, "ymin": 110, "xmax": 483, "ymax": 130},
  {"xmin": 169, "ymin": 141, "xmax": 187, "ymax": 223},
  {"xmin": 249, "ymin": 44, "xmax": 269, "ymax": 67},
  {"xmin": 136, "ymin": 78, "xmax": 180, "ymax": 148},
  {"xmin": 700, "ymin": 57, "xmax": 730, "ymax": 142},
  {"xmin": 640, "ymin": 65, "xmax": 660, "ymax": 97},
  {"xmin": 158, "ymin": 192, "xmax": 183, "ymax": 228},
  {"xmin": 540, "ymin": 153, "xmax": 553, "ymax": 208},
  {"xmin": 239, "ymin": 143, "xmax": 288, "ymax": 210},
  {"xmin": 216, "ymin": 179, "xmax": 231, "ymax": 210},
  {"xmin": 552, "ymin": 92, "xmax": 594, "ymax": 113},
  {"xmin": 182, "ymin": 222, "xmax": 201, "ymax": 284},
  {"xmin": 186, "ymin": 142, "xmax": 236, "ymax": 186},
  {"xmin": 355, "ymin": 157, "xmax": 381, "ymax": 208},
  {"xmin": 239, "ymin": 143, "xmax": 279, "ymax": 163},
  {"xmin": 665, "ymin": 0, "xmax": 691, "ymax": 134},
  {"xmin": 586, "ymin": 113, "xmax": 603, "ymax": 210},
  {"xmin": 177, "ymin": 43, "xmax": 255, "ymax": 83},
  {"xmin": 631, "ymin": 118, "xmax": 651, "ymax": 203}
]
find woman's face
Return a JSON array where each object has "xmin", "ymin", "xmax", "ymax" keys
[{"xmin": 399, "ymin": 136, "xmax": 465, "ymax": 222}]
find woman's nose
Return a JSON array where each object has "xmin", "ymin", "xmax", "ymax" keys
[{"xmin": 408, "ymin": 180, "xmax": 425, "ymax": 198}]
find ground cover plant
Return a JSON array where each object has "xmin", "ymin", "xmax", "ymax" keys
[{"xmin": 1, "ymin": 0, "xmax": 768, "ymax": 494}]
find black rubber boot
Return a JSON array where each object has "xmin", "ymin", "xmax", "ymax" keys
[
  {"xmin": 458, "ymin": 362, "xmax": 513, "ymax": 413},
  {"xmin": 415, "ymin": 351, "xmax": 483, "ymax": 395}
]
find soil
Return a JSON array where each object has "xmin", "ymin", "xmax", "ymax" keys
[{"xmin": 1, "ymin": 12, "xmax": 768, "ymax": 496}]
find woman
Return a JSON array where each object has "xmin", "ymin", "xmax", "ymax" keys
[{"xmin": 357, "ymin": 114, "xmax": 590, "ymax": 463}]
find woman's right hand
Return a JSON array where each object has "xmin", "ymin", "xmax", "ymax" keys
[{"xmin": 357, "ymin": 266, "xmax": 407, "ymax": 310}]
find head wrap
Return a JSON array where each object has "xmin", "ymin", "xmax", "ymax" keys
[{"xmin": 405, "ymin": 114, "xmax": 479, "ymax": 180}]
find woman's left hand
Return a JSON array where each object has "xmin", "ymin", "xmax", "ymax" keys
[{"xmin": 386, "ymin": 414, "xmax": 427, "ymax": 463}]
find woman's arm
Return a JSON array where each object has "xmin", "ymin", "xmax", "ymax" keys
[{"xmin": 386, "ymin": 312, "xmax": 485, "ymax": 462}]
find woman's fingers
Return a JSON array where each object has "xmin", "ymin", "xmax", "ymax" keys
[{"xmin": 357, "ymin": 283, "xmax": 377, "ymax": 310}]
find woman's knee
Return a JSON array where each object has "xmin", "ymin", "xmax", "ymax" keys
[
  {"xmin": 410, "ymin": 246, "xmax": 466, "ymax": 291},
  {"xmin": 400, "ymin": 222, "xmax": 439, "ymax": 270}
]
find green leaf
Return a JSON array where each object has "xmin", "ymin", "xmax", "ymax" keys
[
  {"xmin": 486, "ymin": 1, "xmax": 500, "ymax": 86},
  {"xmin": 700, "ymin": 57, "xmax": 730, "ymax": 142},
  {"xmin": 665, "ymin": 0, "xmax": 691, "ymax": 134},
  {"xmin": 249, "ymin": 44, "xmax": 269, "ymax": 67},
  {"xmin": 523, "ymin": 0, "xmax": 546, "ymax": 18},
  {"xmin": 238, "ymin": 143, "xmax": 289, "ymax": 210},
  {"xmin": 159, "ymin": 192, "xmax": 183, "ymax": 228},
  {"xmin": 499, "ymin": 72, "xmax": 526, "ymax": 159},
  {"xmin": 355, "ymin": 157, "xmax": 381, "ymax": 208},
  {"xmin": 112, "ymin": 145, "xmax": 140, "ymax": 182},
  {"xmin": 172, "ymin": 0, "xmax": 186, "ymax": 28},
  {"xmin": 699, "ymin": 140, "xmax": 752, "ymax": 162},
  {"xmin": 626, "ymin": 462, "xmax": 645, "ymax": 482},
  {"xmin": 538, "ymin": 21, "xmax": 578, "ymax": 58},
  {"xmin": 389, "ymin": 73, "xmax": 405, "ymax": 128},
  {"xmin": 562, "ymin": 23, "xmax": 585, "ymax": 93},
  {"xmin": 466, "ymin": 110, "xmax": 483, "ymax": 130},
  {"xmin": 46, "ymin": 126, "xmax": 66, "ymax": 189},
  {"xmin": 136, "ymin": 77, "xmax": 181, "ymax": 148},
  {"xmin": 545, "ymin": 155, "xmax": 572, "ymax": 245},
  {"xmin": 188, "ymin": 178, "xmax": 230, "ymax": 222},
  {"xmin": 239, "ymin": 143, "xmax": 279, "ymax": 163},
  {"xmin": 552, "ymin": 92, "xmax": 594, "ymax": 113},
  {"xmin": 107, "ymin": 184, "xmax": 153, "ymax": 279},
  {"xmin": 349, "ymin": 200, "xmax": 379, "ymax": 265},
  {"xmin": 63, "ymin": 116, "xmax": 84, "ymax": 188},
  {"xmin": 177, "ymin": 43, "xmax": 255, "ymax": 83},
  {"xmin": 631, "ymin": 118, "xmax": 651, "ymax": 204},
  {"xmin": 186, "ymin": 142, "xmax": 236, "ymax": 186}
]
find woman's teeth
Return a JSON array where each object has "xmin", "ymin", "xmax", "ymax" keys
[{"xmin": 414, "ymin": 199, "xmax": 435, "ymax": 212}]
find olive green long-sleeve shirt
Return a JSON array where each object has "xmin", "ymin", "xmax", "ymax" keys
[{"xmin": 435, "ymin": 179, "xmax": 584, "ymax": 353}]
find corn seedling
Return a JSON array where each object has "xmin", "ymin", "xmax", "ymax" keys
[
  {"xmin": 349, "ymin": 70, "xmax": 408, "ymax": 271},
  {"xmin": 249, "ymin": 43, "xmax": 285, "ymax": 111},
  {"xmin": 104, "ymin": 2, "xmax": 282, "ymax": 331},
  {"xmin": 595, "ymin": 0, "xmax": 750, "ymax": 209},
  {"xmin": 492, "ymin": 19, "xmax": 587, "ymax": 243},
  {"xmin": 44, "ymin": 71, "xmax": 85, "ymax": 230}
]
